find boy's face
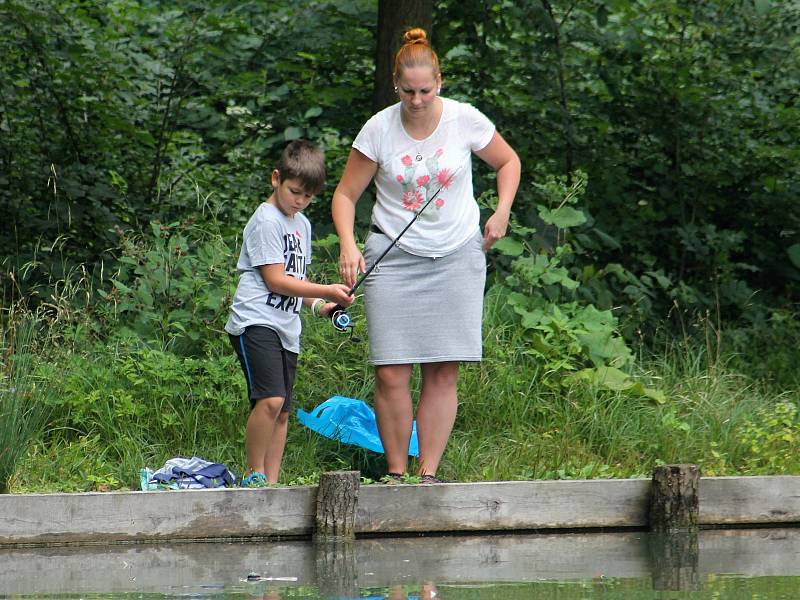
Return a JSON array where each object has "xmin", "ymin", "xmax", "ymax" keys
[{"xmin": 270, "ymin": 171, "xmax": 314, "ymax": 216}]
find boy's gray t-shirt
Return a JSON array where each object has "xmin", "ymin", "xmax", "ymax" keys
[{"xmin": 224, "ymin": 202, "xmax": 312, "ymax": 353}]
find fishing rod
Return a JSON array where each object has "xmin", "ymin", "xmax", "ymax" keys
[{"xmin": 330, "ymin": 165, "xmax": 462, "ymax": 333}]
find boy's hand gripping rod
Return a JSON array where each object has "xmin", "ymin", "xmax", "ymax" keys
[{"xmin": 330, "ymin": 165, "xmax": 462, "ymax": 332}]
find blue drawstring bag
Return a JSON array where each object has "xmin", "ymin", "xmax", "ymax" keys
[{"xmin": 297, "ymin": 395, "xmax": 419, "ymax": 457}]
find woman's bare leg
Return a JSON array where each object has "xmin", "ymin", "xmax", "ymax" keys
[
  {"xmin": 374, "ymin": 364, "xmax": 414, "ymax": 474},
  {"xmin": 416, "ymin": 361, "xmax": 459, "ymax": 476}
]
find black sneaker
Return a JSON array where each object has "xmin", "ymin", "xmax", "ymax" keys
[
  {"xmin": 381, "ymin": 472, "xmax": 404, "ymax": 485},
  {"xmin": 420, "ymin": 474, "xmax": 446, "ymax": 484}
]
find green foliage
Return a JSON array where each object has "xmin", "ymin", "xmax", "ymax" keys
[
  {"xmin": 0, "ymin": 318, "xmax": 51, "ymax": 493},
  {"xmin": 493, "ymin": 170, "xmax": 667, "ymax": 402},
  {"xmin": 3, "ymin": 0, "xmax": 799, "ymax": 320},
  {"xmin": 437, "ymin": 0, "xmax": 800, "ymax": 316},
  {"xmin": 96, "ymin": 219, "xmax": 236, "ymax": 354},
  {"xmin": 449, "ymin": 297, "xmax": 800, "ymax": 482},
  {"xmin": 738, "ymin": 400, "xmax": 800, "ymax": 475},
  {"xmin": 8, "ymin": 278, "xmax": 800, "ymax": 491},
  {"xmin": 0, "ymin": 0, "xmax": 375, "ymax": 296},
  {"xmin": 723, "ymin": 309, "xmax": 800, "ymax": 390},
  {"xmin": 3, "ymin": 0, "xmax": 800, "ymax": 492}
]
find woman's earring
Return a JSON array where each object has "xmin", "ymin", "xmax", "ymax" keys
[
  {"xmin": 437, "ymin": 87, "xmax": 441, "ymax": 94},
  {"xmin": 394, "ymin": 86, "xmax": 398, "ymax": 93}
]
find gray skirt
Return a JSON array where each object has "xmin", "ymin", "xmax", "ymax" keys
[{"xmin": 362, "ymin": 230, "xmax": 487, "ymax": 365}]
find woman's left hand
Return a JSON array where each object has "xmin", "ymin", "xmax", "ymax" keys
[
  {"xmin": 482, "ymin": 209, "xmax": 510, "ymax": 251},
  {"xmin": 474, "ymin": 131, "xmax": 520, "ymax": 252}
]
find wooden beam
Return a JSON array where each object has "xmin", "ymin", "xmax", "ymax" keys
[
  {"xmin": 2, "ymin": 476, "xmax": 800, "ymax": 546},
  {"xmin": 356, "ymin": 479, "xmax": 651, "ymax": 533},
  {"xmin": 699, "ymin": 476, "xmax": 800, "ymax": 525},
  {"xmin": 0, "ymin": 487, "xmax": 316, "ymax": 545}
]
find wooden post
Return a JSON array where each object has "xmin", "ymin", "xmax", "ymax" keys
[
  {"xmin": 315, "ymin": 470, "xmax": 360, "ymax": 540},
  {"xmin": 649, "ymin": 464, "xmax": 700, "ymax": 533},
  {"xmin": 648, "ymin": 464, "xmax": 700, "ymax": 591}
]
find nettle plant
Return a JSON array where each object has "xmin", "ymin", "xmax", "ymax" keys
[{"xmin": 490, "ymin": 171, "xmax": 664, "ymax": 402}]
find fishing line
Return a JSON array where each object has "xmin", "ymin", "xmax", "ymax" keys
[{"xmin": 330, "ymin": 165, "xmax": 463, "ymax": 335}]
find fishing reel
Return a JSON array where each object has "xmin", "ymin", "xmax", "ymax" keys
[{"xmin": 330, "ymin": 305, "xmax": 353, "ymax": 332}]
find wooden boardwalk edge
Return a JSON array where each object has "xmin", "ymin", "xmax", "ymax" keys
[{"xmin": 1, "ymin": 475, "xmax": 798, "ymax": 546}]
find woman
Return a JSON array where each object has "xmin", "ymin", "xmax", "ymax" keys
[{"xmin": 332, "ymin": 28, "xmax": 520, "ymax": 483}]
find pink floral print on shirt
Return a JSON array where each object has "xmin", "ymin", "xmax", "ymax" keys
[
  {"xmin": 393, "ymin": 148, "xmax": 456, "ymax": 215},
  {"xmin": 402, "ymin": 189, "xmax": 424, "ymax": 211},
  {"xmin": 436, "ymin": 168, "xmax": 455, "ymax": 189}
]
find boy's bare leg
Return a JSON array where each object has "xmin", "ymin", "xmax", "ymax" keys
[
  {"xmin": 263, "ymin": 410, "xmax": 288, "ymax": 483},
  {"xmin": 416, "ymin": 361, "xmax": 459, "ymax": 477},
  {"xmin": 374, "ymin": 364, "xmax": 414, "ymax": 475},
  {"xmin": 245, "ymin": 396, "xmax": 284, "ymax": 476}
]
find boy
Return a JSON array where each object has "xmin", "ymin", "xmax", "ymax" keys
[{"xmin": 225, "ymin": 140, "xmax": 354, "ymax": 487}]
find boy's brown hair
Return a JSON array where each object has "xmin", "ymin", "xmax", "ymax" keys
[{"xmin": 276, "ymin": 139, "xmax": 326, "ymax": 195}]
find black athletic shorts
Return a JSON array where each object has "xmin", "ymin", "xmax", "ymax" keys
[{"xmin": 229, "ymin": 326, "xmax": 297, "ymax": 411}]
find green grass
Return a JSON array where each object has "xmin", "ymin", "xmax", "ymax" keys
[
  {"xmin": 0, "ymin": 317, "xmax": 52, "ymax": 493},
  {"xmin": 5, "ymin": 283, "xmax": 800, "ymax": 493}
]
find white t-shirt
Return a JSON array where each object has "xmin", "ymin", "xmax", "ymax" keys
[
  {"xmin": 352, "ymin": 97, "xmax": 495, "ymax": 257},
  {"xmin": 224, "ymin": 202, "xmax": 312, "ymax": 354}
]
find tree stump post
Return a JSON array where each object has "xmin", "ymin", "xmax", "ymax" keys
[
  {"xmin": 649, "ymin": 464, "xmax": 700, "ymax": 533},
  {"xmin": 648, "ymin": 464, "xmax": 700, "ymax": 591},
  {"xmin": 315, "ymin": 470, "xmax": 360, "ymax": 540}
]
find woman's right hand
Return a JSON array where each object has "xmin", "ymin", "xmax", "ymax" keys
[
  {"xmin": 339, "ymin": 243, "xmax": 366, "ymax": 290},
  {"xmin": 332, "ymin": 149, "xmax": 377, "ymax": 289}
]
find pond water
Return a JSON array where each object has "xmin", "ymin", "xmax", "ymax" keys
[{"xmin": 2, "ymin": 528, "xmax": 800, "ymax": 599}]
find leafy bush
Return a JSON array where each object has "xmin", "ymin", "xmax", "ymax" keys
[
  {"xmin": 490, "ymin": 170, "xmax": 663, "ymax": 402},
  {"xmin": 96, "ymin": 220, "xmax": 236, "ymax": 355},
  {"xmin": 738, "ymin": 400, "xmax": 800, "ymax": 475}
]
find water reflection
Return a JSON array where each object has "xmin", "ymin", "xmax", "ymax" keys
[
  {"xmin": 244, "ymin": 585, "xmax": 437, "ymax": 600},
  {"xmin": 2, "ymin": 528, "xmax": 800, "ymax": 598},
  {"xmin": 648, "ymin": 530, "xmax": 699, "ymax": 591}
]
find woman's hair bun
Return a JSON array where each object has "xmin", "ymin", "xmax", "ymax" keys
[{"xmin": 404, "ymin": 27, "xmax": 429, "ymax": 45}]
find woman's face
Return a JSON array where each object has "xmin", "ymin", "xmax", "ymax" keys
[{"xmin": 396, "ymin": 66, "xmax": 441, "ymax": 116}]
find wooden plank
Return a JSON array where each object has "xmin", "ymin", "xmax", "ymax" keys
[
  {"xmin": 356, "ymin": 479, "xmax": 651, "ymax": 532},
  {"xmin": 699, "ymin": 476, "xmax": 800, "ymax": 525},
  {"xmin": 4, "ymin": 528, "xmax": 800, "ymax": 595},
  {"xmin": 2, "ymin": 476, "xmax": 800, "ymax": 547},
  {"xmin": 0, "ymin": 486, "xmax": 316, "ymax": 545}
]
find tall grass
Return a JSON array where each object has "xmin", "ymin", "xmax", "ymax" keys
[{"xmin": 0, "ymin": 316, "xmax": 51, "ymax": 493}]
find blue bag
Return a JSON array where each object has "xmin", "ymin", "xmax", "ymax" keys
[{"xmin": 297, "ymin": 395, "xmax": 419, "ymax": 457}]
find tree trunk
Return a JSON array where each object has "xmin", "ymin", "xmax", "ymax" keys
[
  {"xmin": 373, "ymin": 0, "xmax": 434, "ymax": 113},
  {"xmin": 541, "ymin": 0, "xmax": 575, "ymax": 182}
]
